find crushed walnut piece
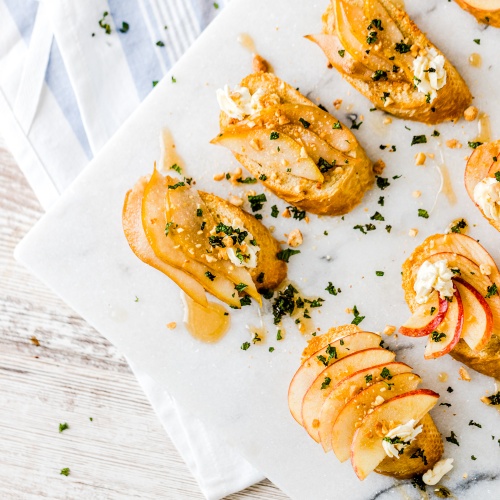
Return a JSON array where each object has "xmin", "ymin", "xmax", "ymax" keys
[
  {"xmin": 409, "ymin": 228, "xmax": 418, "ymax": 237},
  {"xmin": 383, "ymin": 325, "xmax": 396, "ymax": 336},
  {"xmin": 383, "ymin": 117, "xmax": 392, "ymax": 125},
  {"xmin": 415, "ymin": 152, "xmax": 426, "ymax": 166},
  {"xmin": 333, "ymin": 99, "xmax": 342, "ymax": 110},
  {"xmin": 288, "ymin": 229, "xmax": 303, "ymax": 247},
  {"xmin": 480, "ymin": 263, "xmax": 492, "ymax": 276},
  {"xmin": 166, "ymin": 322, "xmax": 177, "ymax": 330},
  {"xmin": 252, "ymin": 54, "xmax": 269, "ymax": 73},
  {"xmin": 213, "ymin": 172, "xmax": 225, "ymax": 181},
  {"xmin": 459, "ymin": 367, "xmax": 471, "ymax": 381},
  {"xmin": 464, "ymin": 106, "xmax": 478, "ymax": 122},
  {"xmin": 282, "ymin": 207, "xmax": 291, "ymax": 218},
  {"xmin": 373, "ymin": 159, "xmax": 386, "ymax": 175},
  {"xmin": 412, "ymin": 190, "xmax": 422, "ymax": 198},
  {"xmin": 446, "ymin": 139, "xmax": 462, "ymax": 149},
  {"xmin": 228, "ymin": 195, "xmax": 243, "ymax": 207}
]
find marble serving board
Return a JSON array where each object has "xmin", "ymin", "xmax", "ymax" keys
[{"xmin": 16, "ymin": 0, "xmax": 500, "ymax": 498}]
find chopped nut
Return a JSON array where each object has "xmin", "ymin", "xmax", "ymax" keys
[
  {"xmin": 333, "ymin": 99, "xmax": 342, "ymax": 110},
  {"xmin": 229, "ymin": 195, "xmax": 243, "ymax": 207},
  {"xmin": 383, "ymin": 325, "xmax": 396, "ymax": 336},
  {"xmin": 412, "ymin": 190, "xmax": 422, "ymax": 198},
  {"xmin": 278, "ymin": 114, "xmax": 290, "ymax": 125},
  {"xmin": 249, "ymin": 138, "xmax": 262, "ymax": 151},
  {"xmin": 446, "ymin": 139, "xmax": 462, "ymax": 149},
  {"xmin": 383, "ymin": 117, "xmax": 392, "ymax": 125},
  {"xmin": 345, "ymin": 307, "xmax": 354, "ymax": 314},
  {"xmin": 373, "ymin": 159, "xmax": 386, "ymax": 175},
  {"xmin": 213, "ymin": 173, "xmax": 225, "ymax": 181},
  {"xmin": 480, "ymin": 263, "xmax": 492, "ymax": 276},
  {"xmin": 464, "ymin": 106, "xmax": 479, "ymax": 122},
  {"xmin": 282, "ymin": 208, "xmax": 291, "ymax": 218},
  {"xmin": 30, "ymin": 336, "xmax": 40, "ymax": 346},
  {"xmin": 384, "ymin": 97, "xmax": 394, "ymax": 107},
  {"xmin": 415, "ymin": 152, "xmax": 426, "ymax": 166},
  {"xmin": 205, "ymin": 255, "xmax": 217, "ymax": 263},
  {"xmin": 373, "ymin": 395, "xmax": 385, "ymax": 406},
  {"xmin": 459, "ymin": 366, "xmax": 471, "ymax": 381},
  {"xmin": 252, "ymin": 54, "xmax": 269, "ymax": 73},
  {"xmin": 409, "ymin": 228, "xmax": 418, "ymax": 237},
  {"xmin": 166, "ymin": 322, "xmax": 177, "ymax": 330},
  {"xmin": 287, "ymin": 229, "xmax": 303, "ymax": 247},
  {"xmin": 222, "ymin": 236, "xmax": 234, "ymax": 248}
]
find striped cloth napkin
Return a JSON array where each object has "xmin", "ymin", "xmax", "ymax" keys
[{"xmin": 0, "ymin": 0, "xmax": 264, "ymax": 498}]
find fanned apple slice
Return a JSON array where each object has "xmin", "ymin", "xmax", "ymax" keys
[
  {"xmin": 424, "ymin": 251, "xmax": 500, "ymax": 333},
  {"xmin": 399, "ymin": 291, "xmax": 448, "ymax": 337},
  {"xmin": 455, "ymin": 278, "xmax": 493, "ymax": 352},
  {"xmin": 141, "ymin": 170, "xmax": 240, "ymax": 308},
  {"xmin": 465, "ymin": 141, "xmax": 500, "ymax": 199},
  {"xmin": 212, "ymin": 128, "xmax": 324, "ymax": 182},
  {"xmin": 288, "ymin": 331, "xmax": 382, "ymax": 425},
  {"xmin": 318, "ymin": 361, "xmax": 412, "ymax": 452},
  {"xmin": 123, "ymin": 177, "xmax": 208, "ymax": 307},
  {"xmin": 302, "ymin": 348, "xmax": 396, "ymax": 442},
  {"xmin": 302, "ymin": 324, "xmax": 361, "ymax": 362},
  {"xmin": 166, "ymin": 177, "xmax": 261, "ymax": 304},
  {"xmin": 332, "ymin": 372, "xmax": 422, "ymax": 463},
  {"xmin": 424, "ymin": 285, "xmax": 463, "ymax": 359},
  {"xmin": 351, "ymin": 389, "xmax": 439, "ymax": 480}
]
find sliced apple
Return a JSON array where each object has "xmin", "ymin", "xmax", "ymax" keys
[
  {"xmin": 464, "ymin": 140, "xmax": 500, "ymax": 202},
  {"xmin": 318, "ymin": 361, "xmax": 413, "ymax": 452},
  {"xmin": 351, "ymin": 389, "xmax": 440, "ymax": 480},
  {"xmin": 455, "ymin": 278, "xmax": 493, "ymax": 352},
  {"xmin": 424, "ymin": 285, "xmax": 463, "ymax": 359},
  {"xmin": 301, "ymin": 324, "xmax": 361, "ymax": 362},
  {"xmin": 123, "ymin": 177, "xmax": 208, "ymax": 306},
  {"xmin": 302, "ymin": 348, "xmax": 396, "ymax": 442},
  {"xmin": 211, "ymin": 128, "xmax": 324, "ymax": 182},
  {"xmin": 288, "ymin": 331, "xmax": 382, "ymax": 425},
  {"xmin": 399, "ymin": 291, "xmax": 448, "ymax": 337},
  {"xmin": 166, "ymin": 177, "xmax": 261, "ymax": 304},
  {"xmin": 141, "ymin": 170, "xmax": 241, "ymax": 308},
  {"xmin": 332, "ymin": 372, "xmax": 422, "ymax": 463}
]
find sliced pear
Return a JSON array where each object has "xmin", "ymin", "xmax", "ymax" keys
[
  {"xmin": 212, "ymin": 128, "xmax": 324, "ymax": 182},
  {"xmin": 123, "ymin": 176, "xmax": 208, "ymax": 306},
  {"xmin": 351, "ymin": 389, "xmax": 439, "ymax": 480},
  {"xmin": 332, "ymin": 372, "xmax": 422, "ymax": 463},
  {"xmin": 141, "ymin": 169, "xmax": 240, "ymax": 308},
  {"xmin": 165, "ymin": 177, "xmax": 261, "ymax": 304},
  {"xmin": 318, "ymin": 361, "xmax": 413, "ymax": 452},
  {"xmin": 302, "ymin": 348, "xmax": 395, "ymax": 442},
  {"xmin": 288, "ymin": 331, "xmax": 382, "ymax": 425}
]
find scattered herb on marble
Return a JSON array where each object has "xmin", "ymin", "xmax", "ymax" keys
[
  {"xmin": 376, "ymin": 176, "xmax": 390, "ymax": 190},
  {"xmin": 370, "ymin": 211, "xmax": 385, "ymax": 221},
  {"xmin": 446, "ymin": 431, "xmax": 460, "ymax": 446},
  {"xmin": 378, "ymin": 196, "xmax": 384, "ymax": 206},
  {"xmin": 248, "ymin": 194, "xmax": 266, "ymax": 212},
  {"xmin": 152, "ymin": 81, "xmax": 158, "ymax": 87},
  {"xmin": 287, "ymin": 206, "xmax": 306, "ymax": 221},
  {"xmin": 418, "ymin": 209, "xmax": 429, "ymax": 219},
  {"xmin": 269, "ymin": 347, "xmax": 274, "ymax": 352},
  {"xmin": 385, "ymin": 225, "xmax": 392, "ymax": 233},
  {"xmin": 450, "ymin": 219, "xmax": 467, "ymax": 233},
  {"xmin": 473, "ymin": 39, "xmax": 480, "ymax": 45},
  {"xmin": 156, "ymin": 40, "xmax": 165, "ymax": 47},
  {"xmin": 98, "ymin": 12, "xmax": 112, "ymax": 34},
  {"xmin": 60, "ymin": 468, "xmax": 70, "ymax": 476},
  {"xmin": 411, "ymin": 135, "xmax": 427, "ymax": 146},
  {"xmin": 468, "ymin": 141, "xmax": 483, "ymax": 149},
  {"xmin": 351, "ymin": 305, "xmax": 365, "ymax": 326},
  {"xmin": 241, "ymin": 342, "xmax": 251, "ymax": 351},
  {"xmin": 376, "ymin": 271, "xmax": 384, "ymax": 276},
  {"xmin": 271, "ymin": 205, "xmax": 279, "ymax": 218},
  {"xmin": 59, "ymin": 423, "xmax": 69, "ymax": 433},
  {"xmin": 276, "ymin": 249, "xmax": 300, "ymax": 263},
  {"xmin": 326, "ymin": 282, "xmax": 341, "ymax": 296},
  {"xmin": 119, "ymin": 22, "xmax": 129, "ymax": 33},
  {"xmin": 469, "ymin": 420, "xmax": 482, "ymax": 428}
]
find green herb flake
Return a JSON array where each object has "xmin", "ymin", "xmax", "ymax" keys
[
  {"xmin": 171, "ymin": 76, "xmax": 177, "ymax": 83},
  {"xmin": 165, "ymin": 221, "xmax": 174, "ymax": 236},
  {"xmin": 410, "ymin": 448, "xmax": 428, "ymax": 465},
  {"xmin": 270, "ymin": 131, "xmax": 280, "ymax": 140},
  {"xmin": 450, "ymin": 219, "xmax": 467, "ymax": 233},
  {"xmin": 277, "ymin": 330, "xmax": 283, "ymax": 341},
  {"xmin": 432, "ymin": 130, "xmax": 440, "ymax": 137},
  {"xmin": 321, "ymin": 377, "xmax": 332, "ymax": 390},
  {"xmin": 469, "ymin": 420, "xmax": 482, "ymax": 428},
  {"xmin": 168, "ymin": 181, "xmax": 185, "ymax": 190},
  {"xmin": 418, "ymin": 209, "xmax": 430, "ymax": 219},
  {"xmin": 378, "ymin": 196, "xmax": 384, "ymax": 207},
  {"xmin": 241, "ymin": 342, "xmax": 251, "ymax": 351},
  {"xmin": 259, "ymin": 174, "xmax": 267, "ymax": 181},
  {"xmin": 376, "ymin": 176, "xmax": 390, "ymax": 190},
  {"xmin": 248, "ymin": 193, "xmax": 267, "ymax": 212},
  {"xmin": 276, "ymin": 248, "xmax": 300, "ymax": 262},
  {"xmin": 205, "ymin": 271, "xmax": 216, "ymax": 282},
  {"xmin": 395, "ymin": 41, "xmax": 412, "ymax": 53},
  {"xmin": 370, "ymin": 211, "xmax": 385, "ymax": 221},
  {"xmin": 431, "ymin": 331, "xmax": 446, "ymax": 342},
  {"xmin": 372, "ymin": 70, "xmax": 388, "ymax": 82},
  {"xmin": 235, "ymin": 283, "xmax": 247, "ymax": 292},
  {"xmin": 59, "ymin": 423, "xmax": 69, "ymax": 433},
  {"xmin": 152, "ymin": 81, "xmax": 158, "ymax": 87},
  {"xmin": 381, "ymin": 367, "xmax": 392, "ymax": 380},
  {"xmin": 468, "ymin": 141, "xmax": 483, "ymax": 149},
  {"xmin": 269, "ymin": 347, "xmax": 275, "ymax": 352},
  {"xmin": 385, "ymin": 225, "xmax": 392, "ymax": 233},
  {"xmin": 495, "ymin": 171, "xmax": 500, "ymax": 182},
  {"xmin": 60, "ymin": 468, "xmax": 70, "ymax": 476},
  {"xmin": 471, "ymin": 455, "xmax": 477, "ymax": 460},
  {"xmin": 156, "ymin": 40, "xmax": 165, "ymax": 47},
  {"xmin": 486, "ymin": 283, "xmax": 498, "ymax": 298},
  {"xmin": 351, "ymin": 305, "xmax": 365, "ymax": 326},
  {"xmin": 170, "ymin": 163, "xmax": 182, "ymax": 174},
  {"xmin": 474, "ymin": 39, "xmax": 480, "ymax": 45},
  {"xmin": 376, "ymin": 271, "xmax": 384, "ymax": 276},
  {"xmin": 271, "ymin": 205, "xmax": 279, "ymax": 218},
  {"xmin": 445, "ymin": 431, "xmax": 460, "ymax": 446},
  {"xmin": 485, "ymin": 391, "xmax": 500, "ymax": 405},
  {"xmin": 365, "ymin": 374, "xmax": 373, "ymax": 384},
  {"xmin": 299, "ymin": 117, "xmax": 311, "ymax": 129},
  {"xmin": 98, "ymin": 11, "xmax": 112, "ymax": 34},
  {"xmin": 430, "ymin": 306, "xmax": 436, "ymax": 315},
  {"xmin": 411, "ymin": 135, "xmax": 427, "ymax": 146},
  {"xmin": 119, "ymin": 22, "xmax": 130, "ymax": 33},
  {"xmin": 338, "ymin": 49, "xmax": 345, "ymax": 58},
  {"xmin": 326, "ymin": 282, "xmax": 341, "ymax": 296}
]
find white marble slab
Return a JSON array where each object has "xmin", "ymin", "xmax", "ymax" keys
[{"xmin": 16, "ymin": 0, "xmax": 500, "ymax": 498}]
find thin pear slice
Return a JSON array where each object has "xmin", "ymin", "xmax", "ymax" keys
[
  {"xmin": 122, "ymin": 176, "xmax": 208, "ymax": 307},
  {"xmin": 288, "ymin": 331, "xmax": 382, "ymax": 425},
  {"xmin": 141, "ymin": 169, "xmax": 240, "ymax": 308},
  {"xmin": 166, "ymin": 177, "xmax": 261, "ymax": 304},
  {"xmin": 351, "ymin": 389, "xmax": 439, "ymax": 480},
  {"xmin": 212, "ymin": 128, "xmax": 324, "ymax": 182},
  {"xmin": 332, "ymin": 372, "xmax": 422, "ymax": 462},
  {"xmin": 302, "ymin": 348, "xmax": 395, "ymax": 442},
  {"xmin": 318, "ymin": 361, "xmax": 412, "ymax": 452}
]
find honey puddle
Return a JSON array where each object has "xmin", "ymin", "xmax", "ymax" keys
[
  {"xmin": 436, "ymin": 164, "xmax": 457, "ymax": 205},
  {"xmin": 159, "ymin": 128, "xmax": 184, "ymax": 172},
  {"xmin": 237, "ymin": 33, "xmax": 257, "ymax": 54},
  {"xmin": 476, "ymin": 112, "xmax": 492, "ymax": 143},
  {"xmin": 469, "ymin": 52, "xmax": 482, "ymax": 68},
  {"xmin": 183, "ymin": 293, "xmax": 230, "ymax": 343}
]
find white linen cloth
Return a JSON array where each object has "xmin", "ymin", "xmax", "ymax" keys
[{"xmin": 0, "ymin": 0, "xmax": 264, "ymax": 498}]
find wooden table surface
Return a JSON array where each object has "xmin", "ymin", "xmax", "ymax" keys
[{"xmin": 0, "ymin": 138, "xmax": 289, "ymax": 500}]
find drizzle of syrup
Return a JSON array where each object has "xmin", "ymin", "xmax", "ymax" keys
[
  {"xmin": 159, "ymin": 128, "xmax": 184, "ymax": 173},
  {"xmin": 469, "ymin": 53, "xmax": 482, "ymax": 68},
  {"xmin": 237, "ymin": 33, "xmax": 257, "ymax": 54},
  {"xmin": 183, "ymin": 294, "xmax": 230, "ymax": 343},
  {"xmin": 476, "ymin": 112, "xmax": 492, "ymax": 143}
]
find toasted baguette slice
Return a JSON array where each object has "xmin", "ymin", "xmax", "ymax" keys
[
  {"xmin": 308, "ymin": 0, "xmax": 472, "ymax": 124},
  {"xmin": 455, "ymin": 0, "xmax": 500, "ymax": 27},
  {"xmin": 401, "ymin": 233, "xmax": 500, "ymax": 379},
  {"xmin": 464, "ymin": 140, "xmax": 500, "ymax": 232},
  {"xmin": 214, "ymin": 72, "xmax": 374, "ymax": 216}
]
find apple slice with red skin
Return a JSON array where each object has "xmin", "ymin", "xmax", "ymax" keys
[
  {"xmin": 464, "ymin": 140, "xmax": 500, "ymax": 200},
  {"xmin": 288, "ymin": 332, "xmax": 382, "ymax": 425},
  {"xmin": 399, "ymin": 291, "xmax": 448, "ymax": 337},
  {"xmin": 351, "ymin": 389, "xmax": 439, "ymax": 480},
  {"xmin": 454, "ymin": 278, "xmax": 493, "ymax": 352},
  {"xmin": 318, "ymin": 361, "xmax": 412, "ymax": 453},
  {"xmin": 302, "ymin": 348, "xmax": 396, "ymax": 442},
  {"xmin": 424, "ymin": 285, "xmax": 463, "ymax": 359},
  {"xmin": 332, "ymin": 372, "xmax": 422, "ymax": 463}
]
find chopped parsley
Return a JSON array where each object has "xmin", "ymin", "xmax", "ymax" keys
[
  {"xmin": 338, "ymin": 49, "xmax": 345, "ymax": 58},
  {"xmin": 366, "ymin": 31, "xmax": 378, "ymax": 44},
  {"xmin": 450, "ymin": 219, "xmax": 467, "ymax": 233},
  {"xmin": 430, "ymin": 307, "xmax": 436, "ymax": 315},
  {"xmin": 411, "ymin": 476, "xmax": 426, "ymax": 492},
  {"xmin": 259, "ymin": 174, "xmax": 268, "ymax": 181},
  {"xmin": 152, "ymin": 81, "xmax": 158, "ymax": 87},
  {"xmin": 385, "ymin": 225, "xmax": 392, "ymax": 233},
  {"xmin": 287, "ymin": 206, "xmax": 307, "ymax": 221},
  {"xmin": 317, "ymin": 354, "xmax": 328, "ymax": 366},
  {"xmin": 447, "ymin": 386, "xmax": 454, "ymax": 393},
  {"xmin": 272, "ymin": 285, "xmax": 297, "ymax": 324},
  {"xmin": 321, "ymin": 377, "xmax": 332, "ymax": 390},
  {"xmin": 271, "ymin": 205, "xmax": 279, "ymax": 218},
  {"xmin": 318, "ymin": 157, "xmax": 336, "ymax": 173},
  {"xmin": 418, "ymin": 209, "xmax": 429, "ymax": 219},
  {"xmin": 270, "ymin": 131, "xmax": 280, "ymax": 140},
  {"xmin": 432, "ymin": 130, "xmax": 440, "ymax": 137},
  {"xmin": 299, "ymin": 117, "xmax": 311, "ymax": 129},
  {"xmin": 252, "ymin": 332, "xmax": 262, "ymax": 344},
  {"xmin": 446, "ymin": 431, "xmax": 460, "ymax": 446},
  {"xmin": 474, "ymin": 39, "xmax": 480, "ymax": 45},
  {"xmin": 471, "ymin": 455, "xmax": 477, "ymax": 460},
  {"xmin": 440, "ymin": 402, "xmax": 451, "ymax": 407},
  {"xmin": 468, "ymin": 141, "xmax": 483, "ymax": 149},
  {"xmin": 333, "ymin": 121, "xmax": 342, "ymax": 130},
  {"xmin": 367, "ymin": 19, "xmax": 383, "ymax": 30},
  {"xmin": 469, "ymin": 420, "xmax": 482, "ymax": 428},
  {"xmin": 370, "ymin": 211, "xmax": 385, "ymax": 221},
  {"xmin": 376, "ymin": 271, "xmax": 384, "ymax": 276},
  {"xmin": 410, "ymin": 448, "xmax": 428, "ymax": 465},
  {"xmin": 248, "ymin": 193, "xmax": 267, "ymax": 212},
  {"xmin": 350, "ymin": 118, "xmax": 363, "ymax": 130},
  {"xmin": 411, "ymin": 135, "xmax": 427, "ymax": 146},
  {"xmin": 156, "ymin": 41, "xmax": 165, "ymax": 47},
  {"xmin": 378, "ymin": 196, "xmax": 384, "ymax": 206},
  {"xmin": 365, "ymin": 374, "xmax": 373, "ymax": 384},
  {"xmin": 208, "ymin": 235, "xmax": 225, "ymax": 248},
  {"xmin": 495, "ymin": 171, "xmax": 500, "ymax": 182},
  {"xmin": 235, "ymin": 283, "xmax": 247, "ymax": 292},
  {"xmin": 381, "ymin": 367, "xmax": 392, "ymax": 380},
  {"xmin": 119, "ymin": 22, "xmax": 130, "ymax": 34},
  {"xmin": 376, "ymin": 176, "xmax": 390, "ymax": 190},
  {"xmin": 168, "ymin": 181, "xmax": 185, "ymax": 190},
  {"xmin": 60, "ymin": 468, "xmax": 70, "ymax": 476},
  {"xmin": 59, "ymin": 423, "xmax": 69, "ymax": 433},
  {"xmin": 241, "ymin": 342, "xmax": 251, "ymax": 351},
  {"xmin": 277, "ymin": 330, "xmax": 283, "ymax": 341},
  {"xmin": 325, "ymin": 282, "xmax": 341, "ymax": 296},
  {"xmin": 98, "ymin": 12, "xmax": 112, "ymax": 34},
  {"xmin": 351, "ymin": 305, "xmax": 365, "ymax": 326},
  {"xmin": 326, "ymin": 344, "xmax": 337, "ymax": 362},
  {"xmin": 164, "ymin": 221, "xmax": 174, "ymax": 236},
  {"xmin": 256, "ymin": 272, "xmax": 265, "ymax": 284},
  {"xmin": 269, "ymin": 347, "xmax": 275, "ymax": 352},
  {"xmin": 486, "ymin": 283, "xmax": 498, "ymax": 298},
  {"xmin": 372, "ymin": 70, "xmax": 388, "ymax": 81},
  {"xmin": 431, "ymin": 331, "xmax": 446, "ymax": 342},
  {"xmin": 276, "ymin": 248, "xmax": 300, "ymax": 262},
  {"xmin": 205, "ymin": 271, "xmax": 216, "ymax": 281},
  {"xmin": 236, "ymin": 177, "xmax": 257, "ymax": 184},
  {"xmin": 395, "ymin": 41, "xmax": 412, "ymax": 53}
]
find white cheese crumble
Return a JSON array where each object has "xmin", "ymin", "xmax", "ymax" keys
[
  {"xmin": 473, "ymin": 177, "xmax": 500, "ymax": 221},
  {"xmin": 216, "ymin": 84, "xmax": 265, "ymax": 120},
  {"xmin": 382, "ymin": 419, "xmax": 423, "ymax": 458},
  {"xmin": 414, "ymin": 259, "xmax": 454, "ymax": 304},
  {"xmin": 225, "ymin": 220, "xmax": 260, "ymax": 269},
  {"xmin": 422, "ymin": 458, "xmax": 454, "ymax": 485},
  {"xmin": 413, "ymin": 47, "xmax": 447, "ymax": 102}
]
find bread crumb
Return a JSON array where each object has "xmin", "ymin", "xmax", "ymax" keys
[
  {"xmin": 415, "ymin": 152, "xmax": 426, "ymax": 166},
  {"xmin": 373, "ymin": 159, "xmax": 386, "ymax": 175},
  {"xmin": 213, "ymin": 173, "xmax": 225, "ymax": 181},
  {"xmin": 288, "ymin": 229, "xmax": 303, "ymax": 247},
  {"xmin": 30, "ymin": 336, "xmax": 40, "ymax": 346},
  {"xmin": 383, "ymin": 325, "xmax": 396, "ymax": 336},
  {"xmin": 383, "ymin": 117, "xmax": 392, "ymax": 125},
  {"xmin": 427, "ymin": 153, "xmax": 435, "ymax": 159},
  {"xmin": 464, "ymin": 106, "xmax": 478, "ymax": 122},
  {"xmin": 412, "ymin": 190, "xmax": 421, "ymax": 198},
  {"xmin": 250, "ymin": 138, "xmax": 262, "ymax": 151},
  {"xmin": 409, "ymin": 228, "xmax": 418, "ymax": 237},
  {"xmin": 446, "ymin": 139, "xmax": 462, "ymax": 149},
  {"xmin": 333, "ymin": 99, "xmax": 342, "ymax": 110},
  {"xmin": 480, "ymin": 263, "xmax": 491, "ymax": 275},
  {"xmin": 166, "ymin": 322, "xmax": 177, "ymax": 330},
  {"xmin": 282, "ymin": 208, "xmax": 291, "ymax": 218},
  {"xmin": 345, "ymin": 307, "xmax": 353, "ymax": 314},
  {"xmin": 229, "ymin": 195, "xmax": 243, "ymax": 207},
  {"xmin": 459, "ymin": 366, "xmax": 471, "ymax": 381},
  {"xmin": 252, "ymin": 54, "xmax": 269, "ymax": 73}
]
